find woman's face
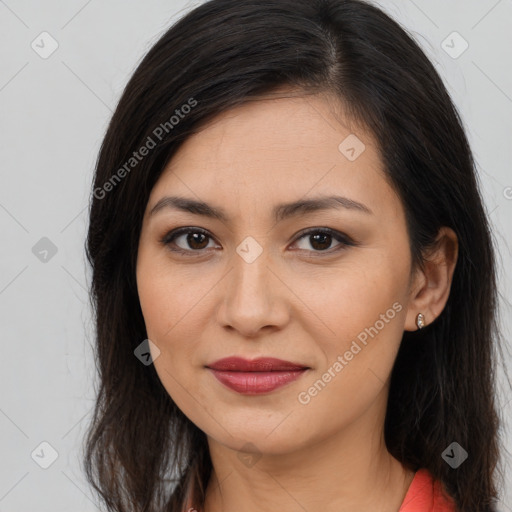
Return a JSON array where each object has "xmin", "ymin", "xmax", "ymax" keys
[{"xmin": 136, "ymin": 91, "xmax": 418, "ymax": 455}]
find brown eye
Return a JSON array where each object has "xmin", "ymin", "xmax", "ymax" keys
[
  {"xmin": 161, "ymin": 227, "xmax": 218, "ymax": 253},
  {"xmin": 308, "ymin": 232, "xmax": 332, "ymax": 251},
  {"xmin": 160, "ymin": 226, "xmax": 355, "ymax": 257},
  {"xmin": 292, "ymin": 228, "xmax": 354, "ymax": 253},
  {"xmin": 183, "ymin": 231, "xmax": 209, "ymax": 250}
]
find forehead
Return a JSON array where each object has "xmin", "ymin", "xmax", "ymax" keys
[
  {"xmin": 169, "ymin": 91, "xmax": 375, "ymax": 171},
  {"xmin": 149, "ymin": 92, "xmax": 401, "ymax": 222}
]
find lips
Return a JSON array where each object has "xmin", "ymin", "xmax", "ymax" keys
[
  {"xmin": 206, "ymin": 357, "xmax": 310, "ymax": 394},
  {"xmin": 207, "ymin": 356, "xmax": 308, "ymax": 372}
]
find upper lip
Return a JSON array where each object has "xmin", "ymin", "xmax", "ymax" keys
[{"xmin": 206, "ymin": 357, "xmax": 309, "ymax": 372}]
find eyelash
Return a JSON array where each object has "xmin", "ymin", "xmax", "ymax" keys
[{"xmin": 159, "ymin": 226, "xmax": 357, "ymax": 257}]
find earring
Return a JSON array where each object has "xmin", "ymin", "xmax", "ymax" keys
[{"xmin": 416, "ymin": 313, "xmax": 425, "ymax": 330}]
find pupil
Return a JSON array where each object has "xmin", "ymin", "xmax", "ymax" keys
[
  {"xmin": 188, "ymin": 232, "xmax": 208, "ymax": 249},
  {"xmin": 311, "ymin": 233, "xmax": 331, "ymax": 250}
]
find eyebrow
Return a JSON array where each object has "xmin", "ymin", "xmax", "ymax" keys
[{"xmin": 149, "ymin": 194, "xmax": 373, "ymax": 222}]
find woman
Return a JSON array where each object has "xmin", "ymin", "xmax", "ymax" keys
[{"xmin": 84, "ymin": 0, "xmax": 503, "ymax": 510}]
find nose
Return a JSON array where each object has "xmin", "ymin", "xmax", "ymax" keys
[{"xmin": 215, "ymin": 244, "xmax": 290, "ymax": 338}]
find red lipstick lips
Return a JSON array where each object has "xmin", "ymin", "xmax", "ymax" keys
[{"xmin": 206, "ymin": 357, "xmax": 309, "ymax": 394}]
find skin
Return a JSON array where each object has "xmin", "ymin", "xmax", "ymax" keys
[{"xmin": 136, "ymin": 88, "xmax": 458, "ymax": 512}]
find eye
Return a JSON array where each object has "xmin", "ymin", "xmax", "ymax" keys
[
  {"xmin": 160, "ymin": 227, "xmax": 219, "ymax": 254},
  {"xmin": 160, "ymin": 226, "xmax": 356, "ymax": 256},
  {"xmin": 291, "ymin": 227, "xmax": 355, "ymax": 253}
]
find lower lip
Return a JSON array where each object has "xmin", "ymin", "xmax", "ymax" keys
[{"xmin": 208, "ymin": 369, "xmax": 308, "ymax": 394}]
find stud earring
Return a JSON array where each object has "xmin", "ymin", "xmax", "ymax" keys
[{"xmin": 416, "ymin": 313, "xmax": 426, "ymax": 330}]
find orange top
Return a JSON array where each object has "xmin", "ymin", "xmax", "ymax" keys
[
  {"xmin": 399, "ymin": 469, "xmax": 456, "ymax": 511},
  {"xmin": 184, "ymin": 468, "xmax": 456, "ymax": 511}
]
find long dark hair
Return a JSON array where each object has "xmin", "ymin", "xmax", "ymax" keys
[{"xmin": 84, "ymin": 0, "xmax": 503, "ymax": 510}]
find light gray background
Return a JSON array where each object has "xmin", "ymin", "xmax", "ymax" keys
[{"xmin": 1, "ymin": 0, "xmax": 511, "ymax": 510}]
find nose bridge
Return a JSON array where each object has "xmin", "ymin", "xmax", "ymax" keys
[
  {"xmin": 230, "ymin": 235, "xmax": 273, "ymax": 307},
  {"xmin": 234, "ymin": 238, "xmax": 270, "ymax": 291},
  {"xmin": 217, "ymin": 236, "xmax": 288, "ymax": 334}
]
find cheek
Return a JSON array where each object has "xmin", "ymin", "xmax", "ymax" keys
[
  {"xmin": 136, "ymin": 249, "xmax": 217, "ymax": 414},
  {"xmin": 299, "ymin": 249, "xmax": 409, "ymax": 345},
  {"xmin": 136, "ymin": 242, "xmax": 210, "ymax": 345},
  {"xmin": 137, "ymin": 275, "xmax": 208, "ymax": 383},
  {"xmin": 136, "ymin": 266, "xmax": 205, "ymax": 421},
  {"xmin": 293, "ymin": 253, "xmax": 409, "ymax": 422}
]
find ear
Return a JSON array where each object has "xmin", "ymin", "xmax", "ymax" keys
[{"xmin": 404, "ymin": 226, "xmax": 459, "ymax": 331}]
